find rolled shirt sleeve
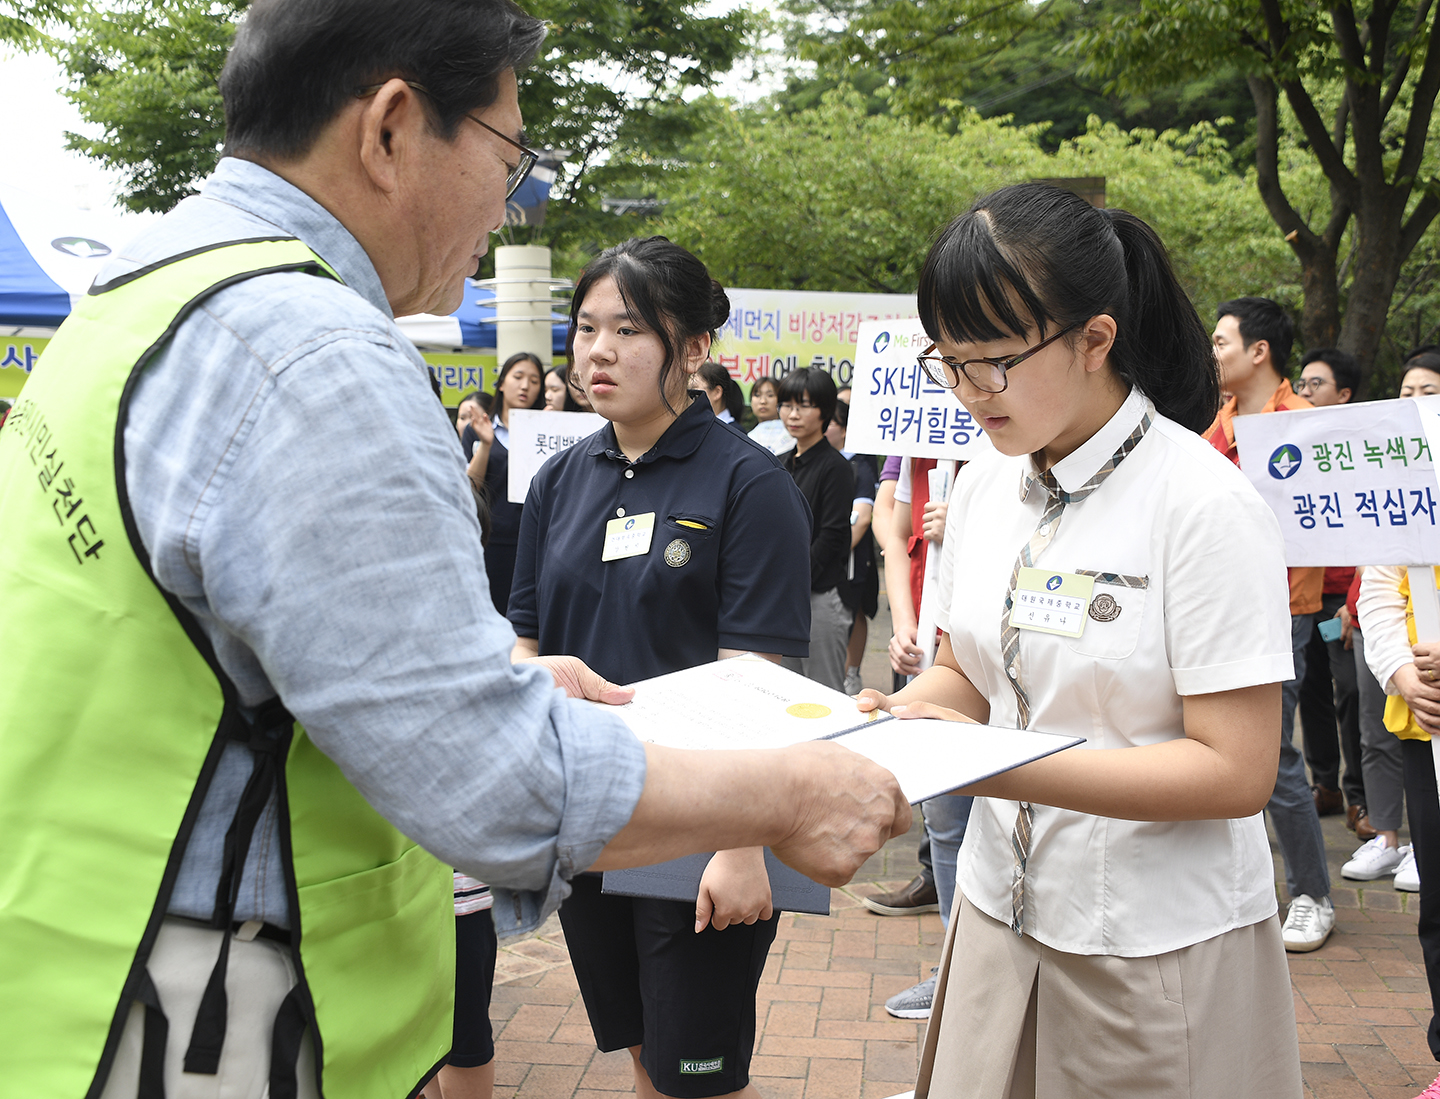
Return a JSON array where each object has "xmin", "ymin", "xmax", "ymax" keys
[{"xmin": 130, "ymin": 276, "xmax": 646, "ymax": 931}]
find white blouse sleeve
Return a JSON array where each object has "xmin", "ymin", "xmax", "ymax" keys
[{"xmin": 1358, "ymin": 564, "xmax": 1413, "ymax": 694}]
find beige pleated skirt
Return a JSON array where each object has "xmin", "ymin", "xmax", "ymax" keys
[{"xmin": 913, "ymin": 897, "xmax": 1303, "ymax": 1099}]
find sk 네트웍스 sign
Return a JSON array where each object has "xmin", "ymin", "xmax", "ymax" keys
[
  {"xmin": 845, "ymin": 318, "xmax": 993, "ymax": 461},
  {"xmin": 1232, "ymin": 396, "xmax": 1440, "ymax": 566}
]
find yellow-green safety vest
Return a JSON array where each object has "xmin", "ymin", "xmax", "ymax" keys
[{"xmin": 0, "ymin": 238, "xmax": 454, "ymax": 1098}]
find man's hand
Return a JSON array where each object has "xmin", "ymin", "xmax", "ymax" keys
[
  {"xmin": 1338, "ymin": 605, "xmax": 1354, "ymax": 650},
  {"xmin": 518, "ymin": 654, "xmax": 634, "ymax": 705},
  {"xmin": 696, "ymin": 847, "xmax": 773, "ymax": 932},
  {"xmin": 771, "ymin": 741, "xmax": 911, "ymax": 886}
]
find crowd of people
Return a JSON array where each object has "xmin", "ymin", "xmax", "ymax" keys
[
  {"xmin": 6, "ymin": 2, "xmax": 1440, "ymax": 1099},
  {"xmin": 423, "ymin": 212, "xmax": 1440, "ymax": 1099}
]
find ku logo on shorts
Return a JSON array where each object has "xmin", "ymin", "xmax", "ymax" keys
[{"xmin": 680, "ymin": 1057, "xmax": 724, "ymax": 1075}]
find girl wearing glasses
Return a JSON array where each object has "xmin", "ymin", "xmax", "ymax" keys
[
  {"xmin": 507, "ymin": 236, "xmax": 813, "ymax": 1099},
  {"xmin": 859, "ymin": 183, "xmax": 1303, "ymax": 1097}
]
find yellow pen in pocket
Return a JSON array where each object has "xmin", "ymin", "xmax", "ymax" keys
[{"xmin": 675, "ymin": 520, "xmax": 708, "ymax": 530}]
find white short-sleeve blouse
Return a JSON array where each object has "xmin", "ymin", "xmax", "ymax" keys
[{"xmin": 934, "ymin": 388, "xmax": 1294, "ymax": 956}]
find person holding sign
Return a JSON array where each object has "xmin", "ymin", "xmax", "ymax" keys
[
  {"xmin": 508, "ymin": 236, "xmax": 814, "ymax": 1099},
  {"xmin": 858, "ymin": 183, "xmax": 1302, "ymax": 1097}
]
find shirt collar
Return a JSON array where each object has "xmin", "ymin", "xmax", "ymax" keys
[
  {"xmin": 586, "ymin": 391, "xmax": 716, "ymax": 463},
  {"xmin": 199, "ymin": 157, "xmax": 391, "ymax": 316},
  {"xmin": 790, "ymin": 436, "xmax": 835, "ymax": 467},
  {"xmin": 1021, "ymin": 387, "xmax": 1151, "ymax": 501}
]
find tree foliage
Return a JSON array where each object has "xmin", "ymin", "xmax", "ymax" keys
[
  {"xmin": 776, "ymin": 0, "xmax": 1253, "ymax": 150},
  {"xmin": 1073, "ymin": 0, "xmax": 1440, "ymax": 389},
  {"xmin": 54, "ymin": 1, "xmax": 239, "ymax": 214},
  {"xmin": 776, "ymin": 0, "xmax": 1440, "ymax": 390},
  {"xmin": 511, "ymin": 0, "xmax": 750, "ymax": 263},
  {"xmin": 0, "ymin": 0, "xmax": 64, "ymax": 49},
  {"xmin": 656, "ymin": 92, "xmax": 1296, "ymax": 322},
  {"xmin": 37, "ymin": 0, "xmax": 748, "ymax": 259}
]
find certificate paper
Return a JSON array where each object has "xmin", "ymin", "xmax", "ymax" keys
[
  {"xmin": 599, "ymin": 655, "xmax": 1083, "ymax": 804},
  {"xmin": 605, "ymin": 653, "xmax": 889, "ymax": 750},
  {"xmin": 598, "ymin": 656, "xmax": 1082, "ymax": 913}
]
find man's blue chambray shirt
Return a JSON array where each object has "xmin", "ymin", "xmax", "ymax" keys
[{"xmin": 110, "ymin": 157, "xmax": 646, "ymax": 933}]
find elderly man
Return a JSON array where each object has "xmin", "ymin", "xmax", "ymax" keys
[{"xmin": 0, "ymin": 2, "xmax": 908, "ymax": 1097}]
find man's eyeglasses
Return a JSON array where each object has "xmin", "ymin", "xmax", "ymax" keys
[
  {"xmin": 1295, "ymin": 376, "xmax": 1333, "ymax": 394},
  {"xmin": 354, "ymin": 81, "xmax": 539, "ymax": 199},
  {"xmin": 917, "ymin": 323, "xmax": 1080, "ymax": 393}
]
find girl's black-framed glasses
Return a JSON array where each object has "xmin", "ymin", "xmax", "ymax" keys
[
  {"xmin": 916, "ymin": 322, "xmax": 1081, "ymax": 393},
  {"xmin": 354, "ymin": 81, "xmax": 539, "ymax": 199}
]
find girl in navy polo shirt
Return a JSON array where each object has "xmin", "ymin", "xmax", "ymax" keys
[{"xmin": 508, "ymin": 237, "xmax": 813, "ymax": 1099}]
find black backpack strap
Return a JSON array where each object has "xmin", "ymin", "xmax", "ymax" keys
[
  {"xmin": 135, "ymin": 970, "xmax": 169, "ymax": 1099},
  {"xmin": 183, "ymin": 699, "xmax": 295, "ymax": 1075},
  {"xmin": 268, "ymin": 986, "xmax": 310, "ymax": 1099}
]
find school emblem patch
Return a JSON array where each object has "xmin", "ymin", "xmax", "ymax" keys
[
  {"xmin": 1089, "ymin": 594, "xmax": 1121, "ymax": 622},
  {"xmin": 664, "ymin": 538, "xmax": 691, "ymax": 567}
]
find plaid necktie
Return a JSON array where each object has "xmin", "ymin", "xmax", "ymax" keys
[{"xmin": 1001, "ymin": 411, "xmax": 1152, "ymax": 935}]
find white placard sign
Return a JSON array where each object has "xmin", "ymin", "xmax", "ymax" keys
[
  {"xmin": 506, "ymin": 408, "xmax": 606, "ymax": 503},
  {"xmin": 846, "ymin": 318, "xmax": 993, "ymax": 460},
  {"xmin": 1232, "ymin": 397, "xmax": 1440, "ymax": 565}
]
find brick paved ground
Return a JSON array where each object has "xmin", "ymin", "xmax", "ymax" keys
[{"xmin": 483, "ymin": 600, "xmax": 1440, "ymax": 1098}]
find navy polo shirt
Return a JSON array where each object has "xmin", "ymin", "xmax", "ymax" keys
[{"xmin": 509, "ymin": 394, "xmax": 813, "ymax": 685}]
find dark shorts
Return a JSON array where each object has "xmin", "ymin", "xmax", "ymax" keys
[
  {"xmin": 559, "ymin": 873, "xmax": 779, "ymax": 1098},
  {"xmin": 449, "ymin": 908, "xmax": 497, "ymax": 1068}
]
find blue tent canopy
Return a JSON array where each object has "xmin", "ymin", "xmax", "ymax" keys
[{"xmin": 0, "ymin": 200, "xmax": 71, "ymax": 327}]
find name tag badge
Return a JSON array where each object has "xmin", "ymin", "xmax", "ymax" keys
[
  {"xmin": 1010, "ymin": 568, "xmax": 1095, "ymax": 638},
  {"xmin": 602, "ymin": 512, "xmax": 656, "ymax": 561}
]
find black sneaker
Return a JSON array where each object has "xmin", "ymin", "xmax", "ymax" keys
[{"xmin": 861, "ymin": 875, "xmax": 940, "ymax": 916}]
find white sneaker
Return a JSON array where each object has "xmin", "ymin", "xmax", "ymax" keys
[
  {"xmin": 1282, "ymin": 894, "xmax": 1335, "ymax": 952},
  {"xmin": 1342, "ymin": 835, "xmax": 1405, "ymax": 880},
  {"xmin": 842, "ymin": 670, "xmax": 863, "ymax": 696},
  {"xmin": 1396, "ymin": 846, "xmax": 1420, "ymax": 892}
]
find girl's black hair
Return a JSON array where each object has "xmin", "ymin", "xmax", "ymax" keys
[
  {"xmin": 1402, "ymin": 352, "xmax": 1440, "ymax": 382},
  {"xmin": 697, "ymin": 360, "xmax": 745, "ymax": 421},
  {"xmin": 545, "ymin": 365, "xmax": 583, "ymax": 412},
  {"xmin": 568, "ymin": 236, "xmax": 730, "ymax": 416},
  {"xmin": 491, "ymin": 351, "xmax": 544, "ymax": 424},
  {"xmin": 750, "ymin": 376, "xmax": 780, "ymax": 400},
  {"xmin": 777, "ymin": 368, "xmax": 839, "ymax": 433},
  {"xmin": 917, "ymin": 183, "xmax": 1219, "ymax": 434}
]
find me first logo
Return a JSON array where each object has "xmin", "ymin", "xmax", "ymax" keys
[
  {"xmin": 1045, "ymin": 575, "xmax": 1063, "ymax": 591},
  {"xmin": 1268, "ymin": 444, "xmax": 1303, "ymax": 479},
  {"xmin": 873, "ymin": 331, "xmax": 890, "ymax": 355}
]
